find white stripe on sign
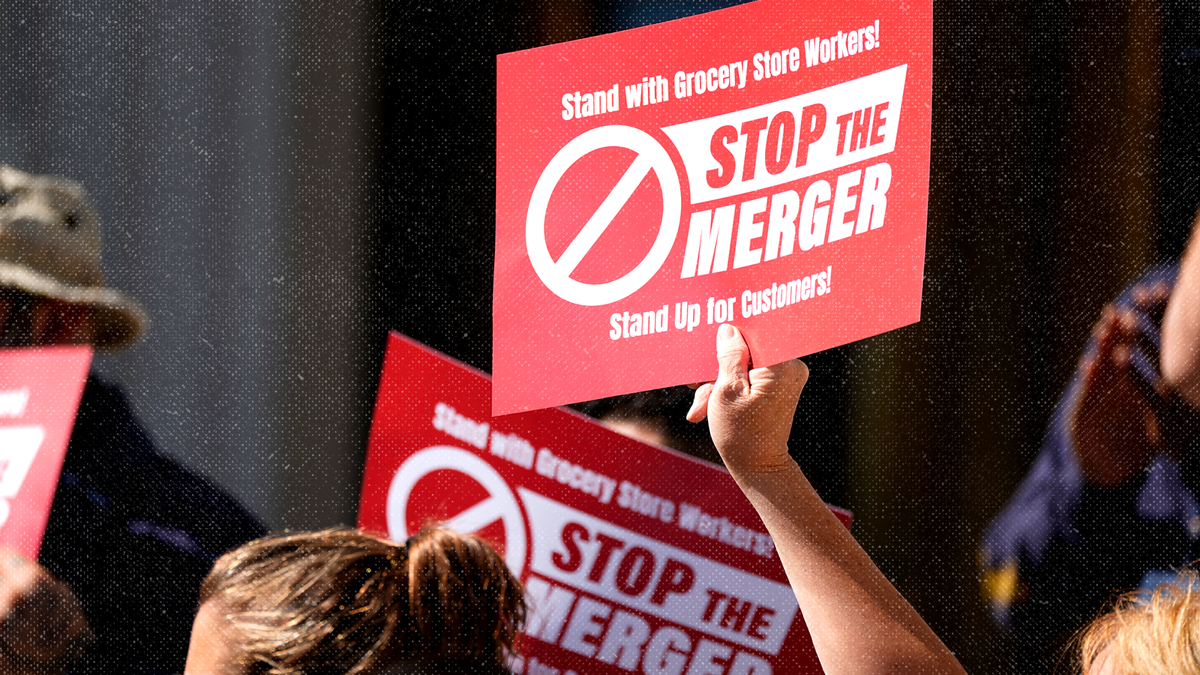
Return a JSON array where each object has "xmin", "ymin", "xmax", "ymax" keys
[
  {"xmin": 445, "ymin": 496, "xmax": 504, "ymax": 533},
  {"xmin": 554, "ymin": 153, "xmax": 655, "ymax": 276},
  {"xmin": 519, "ymin": 488, "xmax": 796, "ymax": 655},
  {"xmin": 663, "ymin": 64, "xmax": 907, "ymax": 205}
]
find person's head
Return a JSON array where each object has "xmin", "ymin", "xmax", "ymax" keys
[
  {"xmin": 185, "ymin": 526, "xmax": 525, "ymax": 675},
  {"xmin": 1078, "ymin": 570, "xmax": 1200, "ymax": 675},
  {"xmin": 573, "ymin": 386, "xmax": 721, "ymax": 463},
  {"xmin": 0, "ymin": 165, "xmax": 145, "ymax": 349}
]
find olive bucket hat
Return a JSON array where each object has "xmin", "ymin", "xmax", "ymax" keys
[{"xmin": 0, "ymin": 165, "xmax": 146, "ymax": 350}]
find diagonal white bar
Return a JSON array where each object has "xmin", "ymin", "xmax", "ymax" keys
[
  {"xmin": 445, "ymin": 495, "xmax": 503, "ymax": 534},
  {"xmin": 554, "ymin": 153, "xmax": 654, "ymax": 276}
]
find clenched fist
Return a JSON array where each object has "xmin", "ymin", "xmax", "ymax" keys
[{"xmin": 687, "ymin": 323, "xmax": 808, "ymax": 475}]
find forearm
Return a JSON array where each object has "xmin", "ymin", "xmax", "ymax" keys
[
  {"xmin": 727, "ymin": 457, "xmax": 965, "ymax": 675},
  {"xmin": 694, "ymin": 325, "xmax": 962, "ymax": 674},
  {"xmin": 1163, "ymin": 215, "xmax": 1200, "ymax": 409}
]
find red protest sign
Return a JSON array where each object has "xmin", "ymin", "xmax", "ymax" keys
[
  {"xmin": 360, "ymin": 332, "xmax": 851, "ymax": 675},
  {"xmin": 0, "ymin": 347, "xmax": 91, "ymax": 557},
  {"xmin": 495, "ymin": 0, "xmax": 931, "ymax": 414}
]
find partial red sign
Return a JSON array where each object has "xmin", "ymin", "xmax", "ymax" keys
[
  {"xmin": 0, "ymin": 347, "xmax": 91, "ymax": 557},
  {"xmin": 495, "ymin": 0, "xmax": 931, "ymax": 414},
  {"xmin": 360, "ymin": 332, "xmax": 851, "ymax": 675}
]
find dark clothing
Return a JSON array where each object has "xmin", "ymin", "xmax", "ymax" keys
[
  {"xmin": 981, "ymin": 264, "xmax": 1200, "ymax": 671},
  {"xmin": 39, "ymin": 373, "xmax": 266, "ymax": 674}
]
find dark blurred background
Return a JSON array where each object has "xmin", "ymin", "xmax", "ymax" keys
[{"xmin": 1, "ymin": 1, "xmax": 1197, "ymax": 672}]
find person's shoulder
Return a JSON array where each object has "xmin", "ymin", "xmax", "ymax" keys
[
  {"xmin": 76, "ymin": 371, "xmax": 267, "ymax": 553},
  {"xmin": 112, "ymin": 443, "xmax": 267, "ymax": 563},
  {"xmin": 150, "ymin": 454, "xmax": 258, "ymax": 524},
  {"xmin": 80, "ymin": 370, "xmax": 136, "ymax": 411}
]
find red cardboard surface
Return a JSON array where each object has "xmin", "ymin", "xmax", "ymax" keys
[
  {"xmin": 0, "ymin": 347, "xmax": 91, "ymax": 557},
  {"xmin": 494, "ymin": 0, "xmax": 931, "ymax": 414},
  {"xmin": 360, "ymin": 332, "xmax": 851, "ymax": 675}
]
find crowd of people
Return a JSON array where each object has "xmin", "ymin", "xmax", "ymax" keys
[{"xmin": 5, "ymin": 157, "xmax": 1200, "ymax": 675}]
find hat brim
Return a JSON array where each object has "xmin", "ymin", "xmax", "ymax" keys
[{"xmin": 0, "ymin": 262, "xmax": 146, "ymax": 351}]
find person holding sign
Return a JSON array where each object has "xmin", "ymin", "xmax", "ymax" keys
[
  {"xmin": 0, "ymin": 166, "xmax": 265, "ymax": 674},
  {"xmin": 687, "ymin": 323, "xmax": 966, "ymax": 675}
]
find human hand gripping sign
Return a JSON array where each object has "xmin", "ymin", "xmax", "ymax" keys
[{"xmin": 686, "ymin": 323, "xmax": 808, "ymax": 476}]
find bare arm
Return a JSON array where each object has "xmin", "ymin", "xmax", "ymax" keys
[
  {"xmin": 688, "ymin": 325, "xmax": 965, "ymax": 675},
  {"xmin": 1163, "ymin": 209, "xmax": 1200, "ymax": 410}
]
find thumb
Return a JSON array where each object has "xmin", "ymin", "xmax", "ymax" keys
[{"xmin": 715, "ymin": 324, "xmax": 749, "ymax": 397}]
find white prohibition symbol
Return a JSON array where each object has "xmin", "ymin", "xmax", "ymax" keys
[
  {"xmin": 526, "ymin": 125, "xmax": 682, "ymax": 306},
  {"xmin": 386, "ymin": 445, "xmax": 528, "ymax": 576}
]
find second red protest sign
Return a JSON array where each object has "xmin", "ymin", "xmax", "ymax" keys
[{"xmin": 361, "ymin": 333, "xmax": 851, "ymax": 675}]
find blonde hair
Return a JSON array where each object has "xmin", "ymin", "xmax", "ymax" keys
[
  {"xmin": 1078, "ymin": 569, "xmax": 1200, "ymax": 674},
  {"xmin": 199, "ymin": 526, "xmax": 525, "ymax": 675}
]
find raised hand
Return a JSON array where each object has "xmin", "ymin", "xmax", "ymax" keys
[
  {"xmin": 1070, "ymin": 304, "xmax": 1159, "ymax": 487},
  {"xmin": 1071, "ymin": 281, "xmax": 1200, "ymax": 487},
  {"xmin": 686, "ymin": 324, "xmax": 965, "ymax": 675},
  {"xmin": 686, "ymin": 323, "xmax": 807, "ymax": 474}
]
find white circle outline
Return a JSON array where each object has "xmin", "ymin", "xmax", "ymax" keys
[
  {"xmin": 386, "ymin": 446, "xmax": 527, "ymax": 576},
  {"xmin": 526, "ymin": 125, "xmax": 682, "ymax": 307}
]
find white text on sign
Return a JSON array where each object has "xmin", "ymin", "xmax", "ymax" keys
[
  {"xmin": 662, "ymin": 65, "xmax": 906, "ymax": 205},
  {"xmin": 521, "ymin": 489, "xmax": 797, "ymax": 655},
  {"xmin": 556, "ymin": 21, "xmax": 883, "ymax": 123},
  {"xmin": 680, "ymin": 162, "xmax": 888, "ymax": 279},
  {"xmin": 0, "ymin": 390, "xmax": 29, "ymax": 418},
  {"xmin": 525, "ymin": 576, "xmax": 774, "ymax": 675},
  {"xmin": 430, "ymin": 407, "xmax": 776, "ymax": 561},
  {"xmin": 608, "ymin": 264, "xmax": 834, "ymax": 341},
  {"xmin": 0, "ymin": 427, "xmax": 44, "ymax": 528},
  {"xmin": 432, "ymin": 402, "xmax": 489, "ymax": 450},
  {"xmin": 802, "ymin": 20, "xmax": 881, "ymax": 68}
]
